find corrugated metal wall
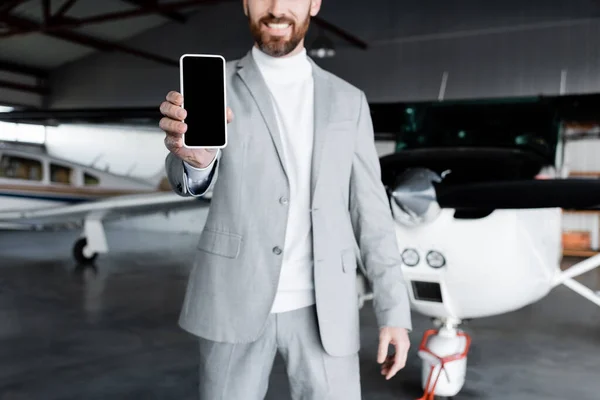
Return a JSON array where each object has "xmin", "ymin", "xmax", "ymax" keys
[{"xmin": 320, "ymin": 19, "xmax": 600, "ymax": 102}]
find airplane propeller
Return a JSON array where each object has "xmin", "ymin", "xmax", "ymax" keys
[
  {"xmin": 381, "ymin": 146, "xmax": 600, "ymax": 216},
  {"xmin": 386, "ymin": 165, "xmax": 600, "ymax": 225}
]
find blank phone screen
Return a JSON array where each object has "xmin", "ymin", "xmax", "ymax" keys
[{"xmin": 180, "ymin": 55, "xmax": 226, "ymax": 147}]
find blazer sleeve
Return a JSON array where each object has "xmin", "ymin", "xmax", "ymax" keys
[
  {"xmin": 349, "ymin": 91, "xmax": 413, "ymax": 331},
  {"xmin": 184, "ymin": 151, "xmax": 220, "ymax": 195},
  {"xmin": 165, "ymin": 150, "xmax": 221, "ymax": 197}
]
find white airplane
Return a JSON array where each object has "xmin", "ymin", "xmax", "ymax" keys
[
  {"xmin": 5, "ymin": 99, "xmax": 600, "ymax": 398},
  {"xmin": 357, "ymin": 97, "xmax": 600, "ymax": 399},
  {"xmin": 0, "ymin": 140, "xmax": 208, "ymax": 263}
]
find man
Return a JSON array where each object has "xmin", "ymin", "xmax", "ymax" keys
[{"xmin": 159, "ymin": 0, "xmax": 412, "ymax": 398}]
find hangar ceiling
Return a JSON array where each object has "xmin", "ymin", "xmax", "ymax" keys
[
  {"xmin": 0, "ymin": 0, "xmax": 366, "ymax": 70},
  {"xmin": 0, "ymin": 0, "xmax": 209, "ymax": 70},
  {"xmin": 0, "ymin": 0, "xmax": 599, "ymax": 110},
  {"xmin": 3, "ymin": 0, "xmax": 598, "ymax": 73},
  {"xmin": 0, "ymin": 0, "xmax": 368, "ymax": 104}
]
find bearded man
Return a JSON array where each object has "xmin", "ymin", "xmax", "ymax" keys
[{"xmin": 159, "ymin": 1, "xmax": 412, "ymax": 398}]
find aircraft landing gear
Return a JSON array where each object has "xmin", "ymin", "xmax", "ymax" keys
[
  {"xmin": 72, "ymin": 216, "xmax": 108, "ymax": 264},
  {"xmin": 417, "ymin": 318, "xmax": 471, "ymax": 400},
  {"xmin": 73, "ymin": 237, "xmax": 98, "ymax": 264}
]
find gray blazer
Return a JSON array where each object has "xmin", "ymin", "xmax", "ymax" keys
[{"xmin": 165, "ymin": 49, "xmax": 411, "ymax": 357}]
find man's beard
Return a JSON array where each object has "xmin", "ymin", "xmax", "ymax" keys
[{"xmin": 248, "ymin": 10, "xmax": 310, "ymax": 57}]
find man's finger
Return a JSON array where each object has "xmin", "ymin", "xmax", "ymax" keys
[
  {"xmin": 226, "ymin": 107, "xmax": 234, "ymax": 123},
  {"xmin": 166, "ymin": 91, "xmax": 183, "ymax": 106},
  {"xmin": 386, "ymin": 342, "xmax": 409, "ymax": 380},
  {"xmin": 385, "ymin": 349, "xmax": 405, "ymax": 380},
  {"xmin": 160, "ymin": 117, "xmax": 187, "ymax": 136},
  {"xmin": 160, "ymin": 101, "xmax": 186, "ymax": 121},
  {"xmin": 377, "ymin": 332, "xmax": 390, "ymax": 364},
  {"xmin": 399, "ymin": 343, "xmax": 408, "ymax": 366},
  {"xmin": 380, "ymin": 356, "xmax": 393, "ymax": 375},
  {"xmin": 164, "ymin": 134, "xmax": 182, "ymax": 151}
]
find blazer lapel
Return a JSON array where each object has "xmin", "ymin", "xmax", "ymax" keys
[
  {"xmin": 308, "ymin": 58, "xmax": 332, "ymax": 205},
  {"xmin": 235, "ymin": 51, "xmax": 332, "ymax": 201},
  {"xmin": 236, "ymin": 50, "xmax": 288, "ymax": 181}
]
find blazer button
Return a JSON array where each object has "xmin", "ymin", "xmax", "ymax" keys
[
  {"xmin": 273, "ymin": 246, "xmax": 282, "ymax": 255},
  {"xmin": 279, "ymin": 196, "xmax": 289, "ymax": 205}
]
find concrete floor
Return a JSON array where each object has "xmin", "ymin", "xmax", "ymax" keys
[{"xmin": 1, "ymin": 227, "xmax": 599, "ymax": 400}]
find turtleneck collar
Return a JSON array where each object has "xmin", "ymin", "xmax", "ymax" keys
[{"xmin": 251, "ymin": 45, "xmax": 312, "ymax": 84}]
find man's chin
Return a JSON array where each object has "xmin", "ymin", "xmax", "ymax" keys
[
  {"xmin": 259, "ymin": 41, "xmax": 295, "ymax": 57},
  {"xmin": 262, "ymin": 32, "xmax": 291, "ymax": 45}
]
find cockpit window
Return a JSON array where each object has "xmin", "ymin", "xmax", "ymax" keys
[
  {"xmin": 50, "ymin": 163, "xmax": 73, "ymax": 185},
  {"xmin": 394, "ymin": 99, "xmax": 558, "ymax": 159},
  {"xmin": 0, "ymin": 154, "xmax": 42, "ymax": 181}
]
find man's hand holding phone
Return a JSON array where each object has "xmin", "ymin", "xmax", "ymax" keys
[{"xmin": 159, "ymin": 90, "xmax": 233, "ymax": 168}]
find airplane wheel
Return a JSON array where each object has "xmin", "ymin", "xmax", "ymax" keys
[
  {"xmin": 73, "ymin": 237, "xmax": 98, "ymax": 264},
  {"xmin": 419, "ymin": 329, "xmax": 470, "ymax": 399}
]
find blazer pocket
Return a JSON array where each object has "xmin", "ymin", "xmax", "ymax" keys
[
  {"xmin": 196, "ymin": 228, "xmax": 242, "ymax": 259},
  {"xmin": 341, "ymin": 249, "xmax": 357, "ymax": 273}
]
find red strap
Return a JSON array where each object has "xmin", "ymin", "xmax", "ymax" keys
[
  {"xmin": 415, "ymin": 330, "xmax": 471, "ymax": 400},
  {"xmin": 417, "ymin": 362, "xmax": 446, "ymax": 400},
  {"xmin": 417, "ymin": 365, "xmax": 435, "ymax": 400}
]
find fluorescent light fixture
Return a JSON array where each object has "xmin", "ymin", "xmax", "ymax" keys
[
  {"xmin": 0, "ymin": 105, "xmax": 15, "ymax": 113},
  {"xmin": 309, "ymin": 35, "xmax": 336, "ymax": 59},
  {"xmin": 0, "ymin": 121, "xmax": 45, "ymax": 144}
]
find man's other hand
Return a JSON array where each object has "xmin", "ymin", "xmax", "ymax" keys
[{"xmin": 377, "ymin": 327, "xmax": 410, "ymax": 380}]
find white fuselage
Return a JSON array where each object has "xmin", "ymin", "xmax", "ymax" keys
[
  {"xmin": 395, "ymin": 207, "xmax": 563, "ymax": 319},
  {"xmin": 0, "ymin": 147, "xmax": 160, "ymax": 214}
]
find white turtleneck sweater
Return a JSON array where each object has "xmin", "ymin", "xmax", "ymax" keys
[{"xmin": 184, "ymin": 46, "xmax": 315, "ymax": 314}]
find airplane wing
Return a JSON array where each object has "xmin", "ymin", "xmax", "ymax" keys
[
  {"xmin": 435, "ymin": 179, "xmax": 600, "ymax": 210},
  {"xmin": 0, "ymin": 191, "xmax": 210, "ymax": 228}
]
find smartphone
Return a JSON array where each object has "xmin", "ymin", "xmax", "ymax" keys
[{"xmin": 180, "ymin": 54, "xmax": 227, "ymax": 148}]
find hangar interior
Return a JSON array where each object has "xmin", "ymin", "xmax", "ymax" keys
[{"xmin": 1, "ymin": 0, "xmax": 600, "ymax": 399}]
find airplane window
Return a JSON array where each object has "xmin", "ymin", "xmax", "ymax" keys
[
  {"xmin": 50, "ymin": 163, "xmax": 72, "ymax": 185},
  {"xmin": 84, "ymin": 172, "xmax": 99, "ymax": 186},
  {"xmin": 393, "ymin": 100, "xmax": 557, "ymax": 161},
  {"xmin": 0, "ymin": 155, "xmax": 42, "ymax": 181}
]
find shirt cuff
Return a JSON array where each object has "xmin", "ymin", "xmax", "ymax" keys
[{"xmin": 183, "ymin": 150, "xmax": 219, "ymax": 181}]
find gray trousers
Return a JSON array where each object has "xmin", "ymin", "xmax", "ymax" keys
[{"xmin": 197, "ymin": 305, "xmax": 361, "ymax": 399}]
